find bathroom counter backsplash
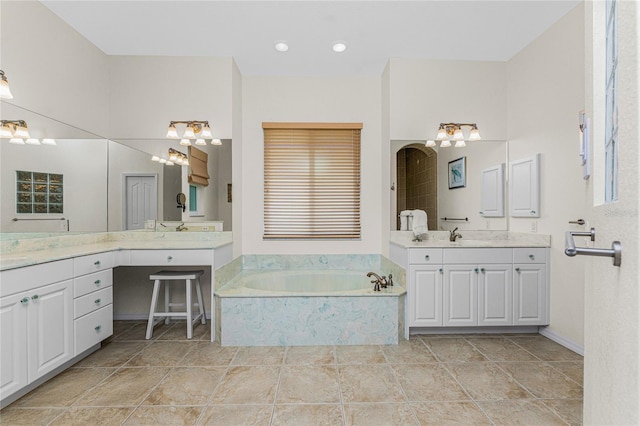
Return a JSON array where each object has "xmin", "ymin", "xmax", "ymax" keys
[
  {"xmin": 389, "ymin": 230, "xmax": 550, "ymax": 248},
  {"xmin": 0, "ymin": 231, "xmax": 233, "ymax": 270}
]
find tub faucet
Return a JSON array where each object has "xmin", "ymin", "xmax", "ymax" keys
[
  {"xmin": 176, "ymin": 223, "xmax": 188, "ymax": 232},
  {"xmin": 449, "ymin": 227, "xmax": 462, "ymax": 242},
  {"xmin": 366, "ymin": 272, "xmax": 393, "ymax": 291}
]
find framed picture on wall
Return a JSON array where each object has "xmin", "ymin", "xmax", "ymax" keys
[{"xmin": 448, "ymin": 156, "xmax": 466, "ymax": 189}]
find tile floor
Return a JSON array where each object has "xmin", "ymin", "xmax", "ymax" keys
[{"xmin": 1, "ymin": 321, "xmax": 583, "ymax": 425}]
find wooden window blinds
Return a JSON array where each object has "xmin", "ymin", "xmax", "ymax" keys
[
  {"xmin": 188, "ymin": 146, "xmax": 209, "ymax": 186},
  {"xmin": 263, "ymin": 122, "xmax": 362, "ymax": 239}
]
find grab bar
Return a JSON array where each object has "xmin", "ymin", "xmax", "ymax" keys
[
  {"xmin": 440, "ymin": 217, "xmax": 468, "ymax": 222},
  {"xmin": 564, "ymin": 227, "xmax": 622, "ymax": 266}
]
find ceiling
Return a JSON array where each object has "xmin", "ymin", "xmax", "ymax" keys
[{"xmin": 41, "ymin": 0, "xmax": 581, "ymax": 76}]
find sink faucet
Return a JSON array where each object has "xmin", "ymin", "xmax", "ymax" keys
[
  {"xmin": 366, "ymin": 272, "xmax": 393, "ymax": 291},
  {"xmin": 449, "ymin": 227, "xmax": 462, "ymax": 242},
  {"xmin": 175, "ymin": 223, "xmax": 188, "ymax": 232}
]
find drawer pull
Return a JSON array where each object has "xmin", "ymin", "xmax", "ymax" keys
[
  {"xmin": 515, "ymin": 267, "xmax": 521, "ymax": 272},
  {"xmin": 167, "ymin": 256, "xmax": 173, "ymax": 261},
  {"xmin": 480, "ymin": 268, "xmax": 485, "ymax": 273},
  {"xmin": 439, "ymin": 268, "xmax": 443, "ymax": 273},
  {"xmin": 20, "ymin": 297, "xmax": 29, "ymax": 305},
  {"xmin": 424, "ymin": 255, "xmax": 430, "ymax": 261},
  {"xmin": 31, "ymin": 294, "xmax": 39, "ymax": 301},
  {"xmin": 474, "ymin": 268, "xmax": 479, "ymax": 273},
  {"xmin": 95, "ymin": 280, "xmax": 101, "ymax": 285},
  {"xmin": 94, "ymin": 325, "xmax": 102, "ymax": 332},
  {"xmin": 529, "ymin": 254, "xmax": 535, "ymax": 260},
  {"xmin": 94, "ymin": 299, "xmax": 101, "ymax": 304},
  {"xmin": 94, "ymin": 260, "xmax": 101, "ymax": 266}
]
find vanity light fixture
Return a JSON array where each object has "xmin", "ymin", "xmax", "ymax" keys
[
  {"xmin": 166, "ymin": 120, "xmax": 213, "ymax": 143},
  {"xmin": 0, "ymin": 70, "xmax": 14, "ymax": 99},
  {"xmin": 168, "ymin": 148, "xmax": 189, "ymax": 166},
  {"xmin": 211, "ymin": 138, "xmax": 222, "ymax": 146},
  {"xmin": 1, "ymin": 120, "xmax": 57, "ymax": 146},
  {"xmin": 431, "ymin": 122, "xmax": 481, "ymax": 147}
]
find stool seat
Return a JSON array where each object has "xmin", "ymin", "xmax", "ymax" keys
[{"xmin": 146, "ymin": 269, "xmax": 206, "ymax": 340}]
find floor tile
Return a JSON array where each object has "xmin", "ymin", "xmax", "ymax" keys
[
  {"xmin": 285, "ymin": 346, "xmax": 336, "ymax": 365},
  {"xmin": 74, "ymin": 341, "xmax": 149, "ymax": 368},
  {"xmin": 231, "ymin": 346, "xmax": 285, "ymax": 365},
  {"xmin": 272, "ymin": 404, "xmax": 343, "ymax": 426},
  {"xmin": 48, "ymin": 407, "xmax": 134, "ymax": 426},
  {"xmin": 445, "ymin": 363, "xmax": 531, "ymax": 400},
  {"xmin": 477, "ymin": 399, "xmax": 566, "ymax": 425},
  {"xmin": 210, "ymin": 366, "xmax": 280, "ymax": 404},
  {"xmin": 336, "ymin": 345, "xmax": 386, "ymax": 364},
  {"xmin": 12, "ymin": 368, "xmax": 115, "ymax": 407},
  {"xmin": 424, "ymin": 338, "xmax": 488, "ymax": 363},
  {"xmin": 142, "ymin": 367, "xmax": 226, "ymax": 406},
  {"xmin": 548, "ymin": 361, "xmax": 584, "ymax": 386},
  {"xmin": 543, "ymin": 399, "xmax": 583, "ymax": 426},
  {"xmin": 112, "ymin": 320, "xmax": 144, "ymax": 338},
  {"xmin": 123, "ymin": 405, "xmax": 204, "ymax": 425},
  {"xmin": 156, "ymin": 321, "xmax": 209, "ymax": 341},
  {"xmin": 393, "ymin": 364, "xmax": 468, "ymax": 402},
  {"xmin": 509, "ymin": 336, "xmax": 584, "ymax": 361},
  {"xmin": 115, "ymin": 322, "xmax": 171, "ymax": 341},
  {"xmin": 179, "ymin": 342, "xmax": 238, "ymax": 367},
  {"xmin": 277, "ymin": 365, "xmax": 340, "ymax": 403},
  {"xmin": 198, "ymin": 404, "xmax": 273, "ymax": 425},
  {"xmin": 410, "ymin": 401, "xmax": 492, "ymax": 425},
  {"xmin": 125, "ymin": 341, "xmax": 193, "ymax": 367},
  {"xmin": 381, "ymin": 340, "xmax": 438, "ymax": 364},
  {"xmin": 0, "ymin": 407, "xmax": 64, "ymax": 425},
  {"xmin": 497, "ymin": 362, "xmax": 583, "ymax": 399},
  {"xmin": 339, "ymin": 364, "xmax": 405, "ymax": 403},
  {"xmin": 73, "ymin": 367, "xmax": 170, "ymax": 406},
  {"xmin": 344, "ymin": 403, "xmax": 418, "ymax": 425},
  {"xmin": 466, "ymin": 337, "xmax": 539, "ymax": 362}
]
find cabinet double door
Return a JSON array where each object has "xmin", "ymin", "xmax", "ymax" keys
[{"xmin": 443, "ymin": 264, "xmax": 512, "ymax": 326}]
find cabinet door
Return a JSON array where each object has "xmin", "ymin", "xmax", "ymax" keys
[
  {"xmin": 409, "ymin": 265, "xmax": 443, "ymax": 326},
  {"xmin": 513, "ymin": 264, "xmax": 547, "ymax": 325},
  {"xmin": 444, "ymin": 265, "xmax": 477, "ymax": 326},
  {"xmin": 478, "ymin": 264, "xmax": 513, "ymax": 326},
  {"xmin": 27, "ymin": 280, "xmax": 74, "ymax": 381},
  {"xmin": 509, "ymin": 153, "xmax": 540, "ymax": 217},
  {"xmin": 480, "ymin": 164, "xmax": 505, "ymax": 217},
  {"xmin": 0, "ymin": 293, "xmax": 28, "ymax": 401}
]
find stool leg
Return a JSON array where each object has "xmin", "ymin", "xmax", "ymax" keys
[
  {"xmin": 186, "ymin": 279, "xmax": 193, "ymax": 339},
  {"xmin": 146, "ymin": 280, "xmax": 161, "ymax": 339},
  {"xmin": 195, "ymin": 277, "xmax": 206, "ymax": 325},
  {"xmin": 164, "ymin": 280, "xmax": 170, "ymax": 325}
]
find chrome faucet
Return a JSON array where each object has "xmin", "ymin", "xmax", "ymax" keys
[
  {"xmin": 449, "ymin": 227, "xmax": 462, "ymax": 242},
  {"xmin": 366, "ymin": 272, "xmax": 393, "ymax": 291},
  {"xmin": 175, "ymin": 222, "xmax": 188, "ymax": 232}
]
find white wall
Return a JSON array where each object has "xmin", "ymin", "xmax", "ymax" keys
[
  {"xmin": 0, "ymin": 1, "xmax": 109, "ymax": 137},
  {"xmin": 231, "ymin": 60, "xmax": 243, "ymax": 255},
  {"xmin": 241, "ymin": 76, "xmax": 382, "ymax": 254},
  {"xmin": 507, "ymin": 4, "xmax": 586, "ymax": 347},
  {"xmin": 1, "ymin": 140, "xmax": 108, "ymax": 233}
]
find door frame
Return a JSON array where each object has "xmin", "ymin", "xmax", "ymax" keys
[{"xmin": 122, "ymin": 173, "xmax": 158, "ymax": 230}]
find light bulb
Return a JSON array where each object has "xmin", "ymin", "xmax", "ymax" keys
[
  {"xmin": 425, "ymin": 140, "xmax": 436, "ymax": 148},
  {"xmin": 0, "ymin": 72, "xmax": 13, "ymax": 100},
  {"xmin": 151, "ymin": 156, "xmax": 160, "ymax": 161},
  {"xmin": 41, "ymin": 138, "xmax": 57, "ymax": 146},
  {"xmin": 195, "ymin": 138, "xmax": 206, "ymax": 146},
  {"xmin": 183, "ymin": 125, "xmax": 195, "ymax": 139},
  {"xmin": 175, "ymin": 158, "xmax": 183, "ymax": 165},
  {"xmin": 166, "ymin": 124, "xmax": 179, "ymax": 139},
  {"xmin": 13, "ymin": 124, "xmax": 29, "ymax": 138},
  {"xmin": 200, "ymin": 124, "xmax": 212, "ymax": 138},
  {"xmin": 159, "ymin": 158, "xmax": 167, "ymax": 164},
  {"xmin": 25, "ymin": 138, "xmax": 41, "ymax": 145},
  {"xmin": 0, "ymin": 124, "xmax": 13, "ymax": 138},
  {"xmin": 9, "ymin": 138, "xmax": 24, "ymax": 145},
  {"xmin": 169, "ymin": 152, "xmax": 178, "ymax": 162},
  {"xmin": 211, "ymin": 138, "xmax": 222, "ymax": 146},
  {"xmin": 453, "ymin": 127, "xmax": 464, "ymax": 140},
  {"xmin": 440, "ymin": 140, "xmax": 451, "ymax": 148},
  {"xmin": 436, "ymin": 127, "xmax": 447, "ymax": 140},
  {"xmin": 179, "ymin": 138, "xmax": 192, "ymax": 146},
  {"xmin": 469, "ymin": 126, "xmax": 481, "ymax": 140},
  {"xmin": 332, "ymin": 42, "xmax": 347, "ymax": 53},
  {"xmin": 275, "ymin": 42, "xmax": 289, "ymax": 52},
  {"xmin": 454, "ymin": 140, "xmax": 466, "ymax": 147}
]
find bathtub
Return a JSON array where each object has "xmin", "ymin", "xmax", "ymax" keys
[{"xmin": 214, "ymin": 255, "xmax": 406, "ymax": 346}]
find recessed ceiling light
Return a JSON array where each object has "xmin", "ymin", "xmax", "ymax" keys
[
  {"xmin": 274, "ymin": 41, "xmax": 289, "ymax": 52},
  {"xmin": 332, "ymin": 42, "xmax": 347, "ymax": 53}
]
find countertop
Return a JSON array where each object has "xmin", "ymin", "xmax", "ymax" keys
[
  {"xmin": 0, "ymin": 231, "xmax": 233, "ymax": 271},
  {"xmin": 389, "ymin": 231, "xmax": 551, "ymax": 249}
]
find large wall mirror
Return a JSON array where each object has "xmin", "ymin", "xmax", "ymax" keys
[
  {"xmin": 391, "ymin": 139, "xmax": 508, "ymax": 232},
  {"xmin": 1, "ymin": 101, "xmax": 232, "ymax": 237}
]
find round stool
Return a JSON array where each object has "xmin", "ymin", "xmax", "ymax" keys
[{"xmin": 145, "ymin": 270, "xmax": 206, "ymax": 339}]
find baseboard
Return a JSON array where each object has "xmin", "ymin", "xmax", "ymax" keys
[
  {"xmin": 538, "ymin": 326, "xmax": 584, "ymax": 356},
  {"xmin": 409, "ymin": 326, "xmax": 539, "ymax": 335}
]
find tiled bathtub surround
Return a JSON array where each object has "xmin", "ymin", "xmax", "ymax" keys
[
  {"xmin": 215, "ymin": 255, "xmax": 406, "ymax": 346},
  {"xmin": 0, "ymin": 324, "xmax": 583, "ymax": 425}
]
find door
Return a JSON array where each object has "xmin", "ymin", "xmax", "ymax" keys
[
  {"xmin": 509, "ymin": 154, "xmax": 540, "ymax": 217},
  {"xmin": 27, "ymin": 280, "xmax": 73, "ymax": 380},
  {"xmin": 125, "ymin": 175, "xmax": 157, "ymax": 230},
  {"xmin": 0, "ymin": 293, "xmax": 28, "ymax": 401},
  {"xmin": 409, "ymin": 265, "xmax": 443, "ymax": 326},
  {"xmin": 443, "ymin": 265, "xmax": 477, "ymax": 326},
  {"xmin": 513, "ymin": 264, "xmax": 546, "ymax": 325},
  {"xmin": 478, "ymin": 264, "xmax": 512, "ymax": 326}
]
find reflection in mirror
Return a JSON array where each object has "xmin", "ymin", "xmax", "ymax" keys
[{"xmin": 391, "ymin": 140, "xmax": 508, "ymax": 231}]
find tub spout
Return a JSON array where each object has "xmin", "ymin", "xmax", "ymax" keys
[{"xmin": 366, "ymin": 272, "xmax": 392, "ymax": 291}]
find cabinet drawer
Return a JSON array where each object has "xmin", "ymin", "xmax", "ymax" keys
[
  {"xmin": 513, "ymin": 248, "xmax": 547, "ymax": 263},
  {"xmin": 408, "ymin": 249, "xmax": 443, "ymax": 264},
  {"xmin": 74, "ymin": 305, "xmax": 113, "ymax": 355},
  {"xmin": 128, "ymin": 249, "xmax": 213, "ymax": 266},
  {"xmin": 74, "ymin": 269, "xmax": 113, "ymax": 298},
  {"xmin": 443, "ymin": 248, "xmax": 512, "ymax": 264},
  {"xmin": 74, "ymin": 252, "xmax": 115, "ymax": 276},
  {"xmin": 74, "ymin": 287, "xmax": 113, "ymax": 319},
  {"xmin": 0, "ymin": 259, "xmax": 73, "ymax": 298}
]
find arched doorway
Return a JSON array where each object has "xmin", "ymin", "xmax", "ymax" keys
[{"xmin": 395, "ymin": 144, "xmax": 437, "ymax": 230}]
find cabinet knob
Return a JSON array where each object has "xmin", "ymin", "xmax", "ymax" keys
[
  {"xmin": 439, "ymin": 268, "xmax": 443, "ymax": 273},
  {"xmin": 480, "ymin": 268, "xmax": 486, "ymax": 273},
  {"xmin": 530, "ymin": 210, "xmax": 536, "ymax": 215},
  {"xmin": 529, "ymin": 254, "xmax": 535, "ymax": 260},
  {"xmin": 20, "ymin": 297, "xmax": 29, "ymax": 305},
  {"xmin": 424, "ymin": 255, "xmax": 430, "ymax": 260},
  {"xmin": 95, "ymin": 279, "xmax": 101, "ymax": 285},
  {"xmin": 167, "ymin": 256, "xmax": 173, "ymax": 261},
  {"xmin": 94, "ymin": 260, "xmax": 101, "ymax": 266},
  {"xmin": 515, "ymin": 267, "xmax": 521, "ymax": 272},
  {"xmin": 95, "ymin": 299, "xmax": 101, "ymax": 304},
  {"xmin": 474, "ymin": 268, "xmax": 479, "ymax": 273},
  {"xmin": 94, "ymin": 325, "xmax": 102, "ymax": 332},
  {"xmin": 31, "ymin": 294, "xmax": 39, "ymax": 301}
]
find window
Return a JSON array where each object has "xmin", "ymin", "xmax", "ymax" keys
[
  {"xmin": 16, "ymin": 170, "xmax": 64, "ymax": 214},
  {"xmin": 189, "ymin": 184, "xmax": 204, "ymax": 217},
  {"xmin": 604, "ymin": 0, "xmax": 618, "ymax": 202},
  {"xmin": 263, "ymin": 122, "xmax": 362, "ymax": 239}
]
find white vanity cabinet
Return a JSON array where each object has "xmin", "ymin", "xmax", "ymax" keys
[
  {"xmin": 407, "ymin": 249, "xmax": 444, "ymax": 327},
  {"xmin": 0, "ymin": 260, "xmax": 74, "ymax": 402},
  {"xmin": 513, "ymin": 248, "xmax": 548, "ymax": 325}
]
